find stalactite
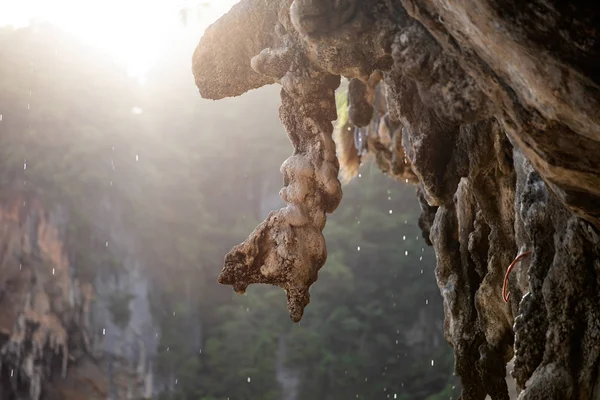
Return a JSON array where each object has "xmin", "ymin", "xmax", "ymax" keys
[{"xmin": 219, "ymin": 46, "xmax": 342, "ymax": 321}]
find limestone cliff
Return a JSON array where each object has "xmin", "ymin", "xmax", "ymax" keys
[
  {"xmin": 192, "ymin": 1, "xmax": 600, "ymax": 399},
  {"xmin": 0, "ymin": 194, "xmax": 157, "ymax": 400}
]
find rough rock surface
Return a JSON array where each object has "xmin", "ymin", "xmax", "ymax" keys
[
  {"xmin": 0, "ymin": 194, "xmax": 156, "ymax": 400},
  {"xmin": 192, "ymin": 1, "xmax": 600, "ymax": 399}
]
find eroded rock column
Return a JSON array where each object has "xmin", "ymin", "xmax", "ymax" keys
[{"xmin": 218, "ymin": 46, "xmax": 342, "ymax": 321}]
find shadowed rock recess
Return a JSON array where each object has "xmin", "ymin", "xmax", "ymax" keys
[{"xmin": 192, "ymin": 1, "xmax": 600, "ymax": 399}]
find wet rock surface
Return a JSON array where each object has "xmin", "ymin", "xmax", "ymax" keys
[{"xmin": 193, "ymin": 1, "xmax": 600, "ymax": 399}]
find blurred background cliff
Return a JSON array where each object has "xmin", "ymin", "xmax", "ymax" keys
[{"xmin": 0, "ymin": 2, "xmax": 460, "ymax": 399}]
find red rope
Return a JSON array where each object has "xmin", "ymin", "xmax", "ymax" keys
[{"xmin": 503, "ymin": 252, "xmax": 532, "ymax": 303}]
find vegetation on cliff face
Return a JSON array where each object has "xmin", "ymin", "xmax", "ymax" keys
[{"xmin": 0, "ymin": 24, "xmax": 457, "ymax": 399}]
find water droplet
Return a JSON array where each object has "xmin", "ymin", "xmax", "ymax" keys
[
  {"xmin": 173, "ymin": 311, "xmax": 176, "ymax": 316},
  {"xmin": 404, "ymin": 251, "xmax": 408, "ymax": 256},
  {"xmin": 0, "ymin": 114, "xmax": 3, "ymax": 121},
  {"xmin": 425, "ymin": 299, "xmax": 429, "ymax": 305},
  {"xmin": 102, "ymin": 328, "xmax": 106, "ymax": 335},
  {"xmin": 23, "ymin": 161, "xmax": 26, "ymax": 170},
  {"xmin": 175, "ymin": 379, "xmax": 178, "ymax": 384},
  {"xmin": 52, "ymin": 268, "xmax": 55, "ymax": 275},
  {"xmin": 135, "ymin": 154, "xmax": 139, "ymax": 161},
  {"xmin": 10, "ymin": 369, "xmax": 13, "ymax": 377},
  {"xmin": 167, "ymin": 347, "xmax": 170, "ymax": 352},
  {"xmin": 420, "ymin": 269, "xmax": 423, "ymax": 274},
  {"xmin": 247, "ymin": 377, "xmax": 251, "ymax": 383},
  {"xmin": 27, "ymin": 104, "xmax": 30, "ymax": 110},
  {"xmin": 389, "ymin": 210, "xmax": 393, "ymax": 214},
  {"xmin": 419, "ymin": 256, "xmax": 423, "ymax": 261},
  {"xmin": 388, "ymin": 196, "xmax": 391, "ymax": 200},
  {"xmin": 105, "ymin": 241, "xmax": 109, "ymax": 247},
  {"xmin": 431, "ymin": 359, "xmax": 435, "ymax": 366},
  {"xmin": 405, "ymin": 179, "xmax": 408, "ymax": 183},
  {"xmin": 358, "ymin": 173, "xmax": 362, "ymax": 178},
  {"xmin": 357, "ymin": 246, "xmax": 361, "ymax": 251},
  {"xmin": 394, "ymin": 395, "xmax": 397, "ymax": 399},
  {"xmin": 402, "ymin": 235, "xmax": 406, "ymax": 240}
]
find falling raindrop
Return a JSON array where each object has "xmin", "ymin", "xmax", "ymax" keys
[
  {"xmin": 357, "ymin": 246, "xmax": 361, "ymax": 251},
  {"xmin": 52, "ymin": 268, "xmax": 55, "ymax": 275},
  {"xmin": 419, "ymin": 256, "xmax": 423, "ymax": 261},
  {"xmin": 247, "ymin": 377, "xmax": 251, "ymax": 383},
  {"xmin": 173, "ymin": 311, "xmax": 176, "ymax": 316},
  {"xmin": 105, "ymin": 241, "xmax": 109, "ymax": 247},
  {"xmin": 23, "ymin": 160, "xmax": 27, "ymax": 170},
  {"xmin": 420, "ymin": 269, "xmax": 423, "ymax": 274},
  {"xmin": 425, "ymin": 299, "xmax": 429, "ymax": 305},
  {"xmin": 431, "ymin": 359, "xmax": 435, "ymax": 366},
  {"xmin": 175, "ymin": 379, "xmax": 178, "ymax": 384},
  {"xmin": 389, "ymin": 209, "xmax": 393, "ymax": 214},
  {"xmin": 102, "ymin": 328, "xmax": 106, "ymax": 335},
  {"xmin": 405, "ymin": 178, "xmax": 408, "ymax": 183},
  {"xmin": 167, "ymin": 347, "xmax": 170, "ymax": 352},
  {"xmin": 402, "ymin": 235, "xmax": 406, "ymax": 240},
  {"xmin": 0, "ymin": 114, "xmax": 3, "ymax": 121},
  {"xmin": 358, "ymin": 173, "xmax": 361, "ymax": 178},
  {"xmin": 404, "ymin": 250, "xmax": 408, "ymax": 256},
  {"xmin": 135, "ymin": 154, "xmax": 139, "ymax": 161}
]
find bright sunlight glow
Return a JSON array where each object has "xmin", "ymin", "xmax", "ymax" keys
[{"xmin": 0, "ymin": 0, "xmax": 239, "ymax": 83}]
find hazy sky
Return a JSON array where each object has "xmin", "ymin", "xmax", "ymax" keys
[{"xmin": 0, "ymin": 0, "xmax": 239, "ymax": 82}]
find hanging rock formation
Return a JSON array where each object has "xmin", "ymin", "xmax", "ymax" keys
[{"xmin": 193, "ymin": 1, "xmax": 600, "ymax": 399}]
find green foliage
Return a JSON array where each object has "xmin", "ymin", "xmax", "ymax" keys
[{"xmin": 107, "ymin": 291, "xmax": 135, "ymax": 330}]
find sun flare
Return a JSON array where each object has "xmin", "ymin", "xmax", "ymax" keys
[{"xmin": 0, "ymin": 0, "xmax": 239, "ymax": 83}]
